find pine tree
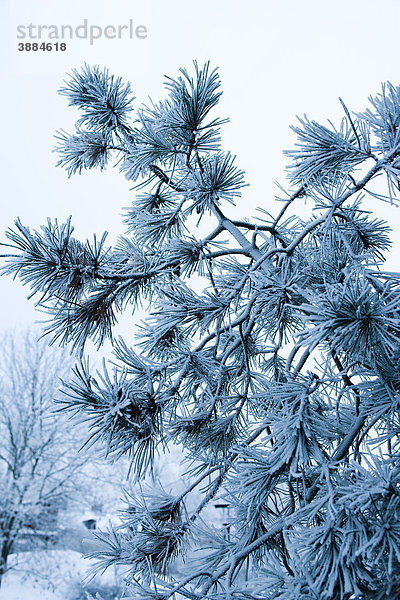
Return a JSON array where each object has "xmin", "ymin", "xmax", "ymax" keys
[{"xmin": 3, "ymin": 63, "xmax": 400, "ymax": 599}]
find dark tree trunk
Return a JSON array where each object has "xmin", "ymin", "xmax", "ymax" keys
[{"xmin": 0, "ymin": 534, "xmax": 14, "ymax": 590}]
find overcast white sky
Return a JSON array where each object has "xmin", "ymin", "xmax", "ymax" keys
[{"xmin": 1, "ymin": 0, "xmax": 400, "ymax": 339}]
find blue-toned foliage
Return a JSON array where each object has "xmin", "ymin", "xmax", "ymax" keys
[{"xmin": 3, "ymin": 63, "xmax": 400, "ymax": 600}]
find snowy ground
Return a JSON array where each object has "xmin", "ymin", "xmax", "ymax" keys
[{"xmin": 0, "ymin": 550, "xmax": 121, "ymax": 600}]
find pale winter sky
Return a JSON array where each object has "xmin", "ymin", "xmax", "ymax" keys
[{"xmin": 1, "ymin": 0, "xmax": 400, "ymax": 344}]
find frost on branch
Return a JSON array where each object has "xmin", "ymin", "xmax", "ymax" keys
[{"xmin": 3, "ymin": 63, "xmax": 400, "ymax": 599}]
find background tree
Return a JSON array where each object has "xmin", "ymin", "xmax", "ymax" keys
[
  {"xmin": 3, "ymin": 64, "xmax": 400, "ymax": 599},
  {"xmin": 0, "ymin": 330, "xmax": 88, "ymax": 588}
]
